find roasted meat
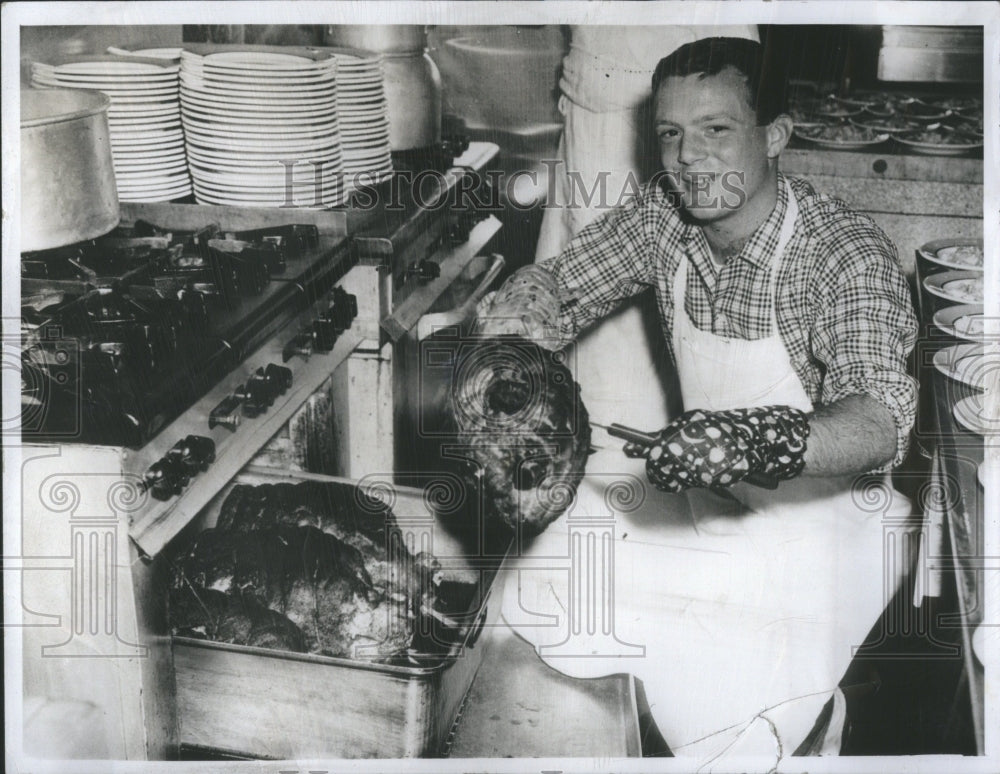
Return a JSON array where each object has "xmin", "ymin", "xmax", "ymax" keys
[
  {"xmin": 168, "ymin": 585, "xmax": 307, "ymax": 652},
  {"xmin": 449, "ymin": 336, "xmax": 591, "ymax": 534},
  {"xmin": 169, "ymin": 480, "xmax": 469, "ymax": 660}
]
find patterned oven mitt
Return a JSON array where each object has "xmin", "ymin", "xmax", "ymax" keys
[{"xmin": 625, "ymin": 405, "xmax": 811, "ymax": 493}]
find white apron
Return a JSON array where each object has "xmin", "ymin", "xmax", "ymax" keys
[{"xmin": 502, "ymin": 182, "xmax": 914, "ymax": 762}]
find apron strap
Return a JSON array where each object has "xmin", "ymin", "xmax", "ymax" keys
[{"xmin": 672, "ymin": 177, "xmax": 800, "ymax": 339}]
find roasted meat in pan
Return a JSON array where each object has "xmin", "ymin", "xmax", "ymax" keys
[
  {"xmin": 169, "ymin": 481, "xmax": 473, "ymax": 660},
  {"xmin": 169, "ymin": 584, "xmax": 307, "ymax": 652}
]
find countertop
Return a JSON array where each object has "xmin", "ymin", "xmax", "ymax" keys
[{"xmin": 447, "ymin": 625, "xmax": 642, "ymax": 758}]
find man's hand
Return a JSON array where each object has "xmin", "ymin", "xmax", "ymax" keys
[
  {"xmin": 625, "ymin": 406, "xmax": 810, "ymax": 493},
  {"xmin": 475, "ymin": 265, "xmax": 563, "ymax": 348}
]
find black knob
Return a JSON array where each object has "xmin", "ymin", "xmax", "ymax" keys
[{"xmin": 408, "ymin": 259, "xmax": 440, "ymax": 282}]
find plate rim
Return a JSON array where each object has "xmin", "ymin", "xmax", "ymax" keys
[
  {"xmin": 952, "ymin": 394, "xmax": 998, "ymax": 436},
  {"xmin": 922, "ymin": 270, "xmax": 985, "ymax": 304},
  {"xmin": 918, "ymin": 239, "xmax": 986, "ymax": 271},
  {"xmin": 932, "ymin": 304, "xmax": 987, "ymax": 341},
  {"xmin": 932, "ymin": 342, "xmax": 989, "ymax": 390}
]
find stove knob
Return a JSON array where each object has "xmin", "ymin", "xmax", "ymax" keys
[{"xmin": 407, "ymin": 259, "xmax": 440, "ymax": 283}]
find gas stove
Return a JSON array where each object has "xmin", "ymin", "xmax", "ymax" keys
[{"xmin": 21, "ymin": 217, "xmax": 352, "ymax": 448}]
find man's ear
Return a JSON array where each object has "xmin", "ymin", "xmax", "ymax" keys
[{"xmin": 765, "ymin": 114, "xmax": 794, "ymax": 158}]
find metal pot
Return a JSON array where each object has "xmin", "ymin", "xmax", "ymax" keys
[
  {"xmin": 20, "ymin": 88, "xmax": 119, "ymax": 252},
  {"xmin": 324, "ymin": 24, "xmax": 427, "ymax": 54},
  {"xmin": 324, "ymin": 25, "xmax": 441, "ymax": 150},
  {"xmin": 381, "ymin": 51, "xmax": 442, "ymax": 150}
]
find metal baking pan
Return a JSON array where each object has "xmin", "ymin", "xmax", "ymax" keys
[{"xmin": 169, "ymin": 467, "xmax": 507, "ymax": 759}]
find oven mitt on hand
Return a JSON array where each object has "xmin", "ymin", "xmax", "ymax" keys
[
  {"xmin": 624, "ymin": 405, "xmax": 810, "ymax": 493},
  {"xmin": 474, "ymin": 265, "xmax": 563, "ymax": 349}
]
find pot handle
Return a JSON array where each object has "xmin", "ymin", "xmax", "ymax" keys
[{"xmin": 415, "ymin": 253, "xmax": 505, "ymax": 341}]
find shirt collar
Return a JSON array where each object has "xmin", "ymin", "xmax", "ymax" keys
[{"xmin": 679, "ymin": 173, "xmax": 791, "ymax": 272}]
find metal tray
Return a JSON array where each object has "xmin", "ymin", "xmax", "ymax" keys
[{"xmin": 170, "ymin": 468, "xmax": 508, "ymax": 759}]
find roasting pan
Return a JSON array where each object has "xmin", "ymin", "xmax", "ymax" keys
[{"xmin": 169, "ymin": 467, "xmax": 508, "ymax": 759}]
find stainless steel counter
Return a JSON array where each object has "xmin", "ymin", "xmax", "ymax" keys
[{"xmin": 448, "ymin": 626, "xmax": 642, "ymax": 758}]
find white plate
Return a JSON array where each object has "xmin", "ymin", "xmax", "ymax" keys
[
  {"xmin": 338, "ymin": 110, "xmax": 389, "ymax": 121},
  {"xmin": 183, "ymin": 130, "xmax": 341, "ymax": 153},
  {"xmin": 338, "ymin": 112, "xmax": 389, "ymax": 123},
  {"xmin": 186, "ymin": 154, "xmax": 340, "ymax": 175},
  {"xmin": 118, "ymin": 176, "xmax": 192, "ymax": 192},
  {"xmin": 34, "ymin": 62, "xmax": 179, "ymax": 80},
  {"xmin": 182, "ymin": 65, "xmax": 335, "ymax": 85},
  {"xmin": 109, "ymin": 115, "xmax": 182, "ymax": 130},
  {"xmin": 923, "ymin": 271, "xmax": 986, "ymax": 305},
  {"xmin": 341, "ymin": 127, "xmax": 390, "ymax": 139},
  {"xmin": 933, "ymin": 305, "xmax": 990, "ymax": 342},
  {"xmin": 110, "ymin": 128, "xmax": 185, "ymax": 143},
  {"xmin": 181, "ymin": 102, "xmax": 337, "ymax": 128},
  {"xmin": 107, "ymin": 102, "xmax": 181, "ymax": 114},
  {"xmin": 182, "ymin": 116, "xmax": 338, "ymax": 136},
  {"xmin": 118, "ymin": 180, "xmax": 192, "ymax": 195},
  {"xmin": 119, "ymin": 189, "xmax": 191, "ymax": 203},
  {"xmin": 111, "ymin": 143, "xmax": 186, "ymax": 158},
  {"xmin": 183, "ymin": 121, "xmax": 340, "ymax": 140},
  {"xmin": 184, "ymin": 141, "xmax": 342, "ymax": 161},
  {"xmin": 200, "ymin": 51, "xmax": 330, "ymax": 68},
  {"xmin": 342, "ymin": 131, "xmax": 391, "ymax": 145},
  {"xmin": 31, "ymin": 74, "xmax": 178, "ymax": 92},
  {"xmin": 179, "ymin": 88, "xmax": 338, "ymax": 111},
  {"xmin": 337, "ymin": 84, "xmax": 385, "ymax": 99},
  {"xmin": 932, "ymin": 343, "xmax": 998, "ymax": 390},
  {"xmin": 191, "ymin": 182, "xmax": 344, "ymax": 202},
  {"xmin": 116, "ymin": 164, "xmax": 190, "ymax": 179},
  {"xmin": 179, "ymin": 72, "xmax": 336, "ymax": 94},
  {"xmin": 182, "ymin": 117, "xmax": 338, "ymax": 139},
  {"xmin": 40, "ymin": 59, "xmax": 178, "ymax": 75},
  {"xmin": 337, "ymin": 107, "xmax": 390, "ymax": 120},
  {"xmin": 108, "ymin": 112, "xmax": 182, "ymax": 124},
  {"xmin": 893, "ymin": 134, "xmax": 983, "ymax": 156},
  {"xmin": 337, "ymin": 73, "xmax": 384, "ymax": 84},
  {"xmin": 953, "ymin": 395, "xmax": 999, "ymax": 436},
  {"xmin": 918, "ymin": 239, "xmax": 985, "ymax": 272},
  {"xmin": 192, "ymin": 187, "xmax": 344, "ymax": 208},
  {"xmin": 793, "ymin": 128, "xmax": 889, "ymax": 149},
  {"xmin": 30, "ymin": 74, "xmax": 178, "ymax": 91},
  {"xmin": 184, "ymin": 149, "xmax": 343, "ymax": 170}
]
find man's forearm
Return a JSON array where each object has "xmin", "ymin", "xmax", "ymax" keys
[{"xmin": 803, "ymin": 394, "xmax": 898, "ymax": 476}]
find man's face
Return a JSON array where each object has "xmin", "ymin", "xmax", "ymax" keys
[{"xmin": 654, "ymin": 68, "xmax": 774, "ymax": 222}]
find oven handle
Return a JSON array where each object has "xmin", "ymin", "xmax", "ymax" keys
[{"xmin": 414, "ymin": 253, "xmax": 506, "ymax": 342}]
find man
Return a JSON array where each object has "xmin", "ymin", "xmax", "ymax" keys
[
  {"xmin": 536, "ymin": 25, "xmax": 758, "ymax": 431},
  {"xmin": 480, "ymin": 37, "xmax": 918, "ymax": 760}
]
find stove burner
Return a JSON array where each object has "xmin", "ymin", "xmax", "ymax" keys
[{"xmin": 20, "ymin": 219, "xmax": 324, "ymax": 448}]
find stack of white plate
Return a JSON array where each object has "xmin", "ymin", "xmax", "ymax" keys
[
  {"xmin": 179, "ymin": 46, "xmax": 347, "ymax": 208},
  {"xmin": 30, "ymin": 55, "xmax": 191, "ymax": 202},
  {"xmin": 325, "ymin": 48, "xmax": 393, "ymax": 190}
]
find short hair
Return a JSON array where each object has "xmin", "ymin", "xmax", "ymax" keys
[{"xmin": 651, "ymin": 37, "xmax": 786, "ymax": 125}]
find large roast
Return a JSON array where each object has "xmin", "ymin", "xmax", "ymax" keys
[
  {"xmin": 168, "ymin": 480, "xmax": 473, "ymax": 662},
  {"xmin": 448, "ymin": 335, "xmax": 591, "ymax": 534}
]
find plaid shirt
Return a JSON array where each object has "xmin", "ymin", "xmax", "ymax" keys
[{"xmin": 543, "ymin": 173, "xmax": 919, "ymax": 468}]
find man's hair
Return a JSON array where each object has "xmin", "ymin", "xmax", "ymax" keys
[{"xmin": 651, "ymin": 37, "xmax": 787, "ymax": 125}]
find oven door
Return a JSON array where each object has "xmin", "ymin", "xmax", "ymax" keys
[{"xmin": 393, "ymin": 248, "xmax": 506, "ymax": 481}]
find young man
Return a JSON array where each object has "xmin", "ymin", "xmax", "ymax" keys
[
  {"xmin": 481, "ymin": 37, "xmax": 918, "ymax": 760},
  {"xmin": 535, "ymin": 25, "xmax": 758, "ymax": 432}
]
